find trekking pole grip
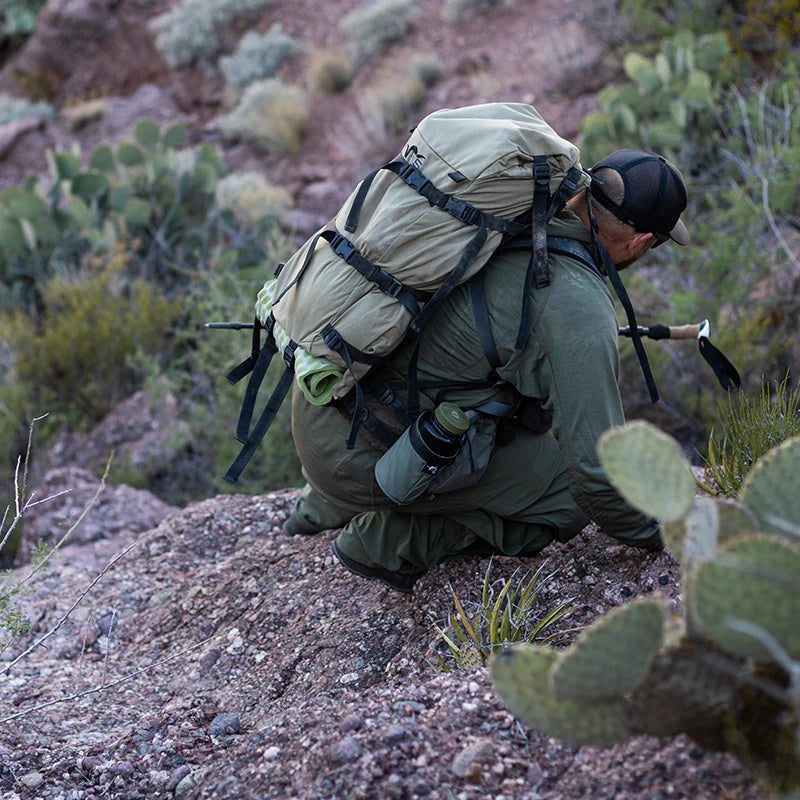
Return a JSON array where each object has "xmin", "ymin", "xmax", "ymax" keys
[{"xmin": 667, "ymin": 322, "xmax": 703, "ymax": 340}]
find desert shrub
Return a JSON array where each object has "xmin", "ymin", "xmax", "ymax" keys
[
  {"xmin": 577, "ymin": 30, "xmax": 734, "ymax": 168},
  {"xmin": 215, "ymin": 171, "xmax": 293, "ymax": 224},
  {"xmin": 220, "ymin": 79, "xmax": 309, "ymax": 155},
  {"xmin": 0, "ymin": 94, "xmax": 53, "ymax": 125},
  {"xmin": 306, "ymin": 48, "xmax": 354, "ymax": 94},
  {"xmin": 0, "ymin": 252, "xmax": 181, "ymax": 428},
  {"xmin": 151, "ymin": 0, "xmax": 270, "ymax": 70},
  {"xmin": 347, "ymin": 54, "xmax": 442, "ymax": 153},
  {"xmin": 440, "ymin": 0, "xmax": 511, "ymax": 24},
  {"xmin": 620, "ymin": 0, "xmax": 800, "ymax": 63},
  {"xmin": 339, "ymin": 0, "xmax": 418, "ymax": 66},
  {"xmin": 220, "ymin": 24, "xmax": 300, "ymax": 95},
  {"xmin": 0, "ymin": 0, "xmax": 45, "ymax": 53}
]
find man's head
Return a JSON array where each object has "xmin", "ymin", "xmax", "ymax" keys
[{"xmin": 572, "ymin": 148, "xmax": 689, "ymax": 268}]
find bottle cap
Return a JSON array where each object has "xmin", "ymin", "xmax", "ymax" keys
[{"xmin": 434, "ymin": 402, "xmax": 469, "ymax": 436}]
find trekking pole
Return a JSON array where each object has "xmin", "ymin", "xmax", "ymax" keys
[
  {"xmin": 619, "ymin": 319, "xmax": 741, "ymax": 391},
  {"xmin": 204, "ymin": 322, "xmax": 255, "ymax": 330}
]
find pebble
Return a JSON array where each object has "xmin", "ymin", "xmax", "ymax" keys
[
  {"xmin": 20, "ymin": 772, "xmax": 44, "ymax": 788},
  {"xmin": 166, "ymin": 765, "xmax": 191, "ymax": 792},
  {"xmin": 174, "ymin": 773, "xmax": 195, "ymax": 800},
  {"xmin": 330, "ymin": 735, "xmax": 362, "ymax": 763},
  {"xmin": 209, "ymin": 713, "xmax": 241, "ymax": 736},
  {"xmin": 451, "ymin": 738, "xmax": 494, "ymax": 777},
  {"xmin": 263, "ymin": 746, "xmax": 281, "ymax": 761},
  {"xmin": 382, "ymin": 725, "xmax": 408, "ymax": 744},
  {"xmin": 658, "ymin": 574, "xmax": 670, "ymax": 585}
]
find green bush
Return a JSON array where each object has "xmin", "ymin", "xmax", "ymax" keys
[
  {"xmin": 220, "ymin": 79, "xmax": 310, "ymax": 155},
  {"xmin": 151, "ymin": 0, "xmax": 270, "ymax": 69},
  {"xmin": 0, "ymin": 252, "xmax": 181, "ymax": 428},
  {"xmin": 0, "ymin": 0, "xmax": 45, "ymax": 52},
  {"xmin": 340, "ymin": 0, "xmax": 418, "ymax": 66},
  {"xmin": 220, "ymin": 25, "xmax": 300, "ymax": 95},
  {"xmin": 578, "ymin": 30, "xmax": 733, "ymax": 168}
]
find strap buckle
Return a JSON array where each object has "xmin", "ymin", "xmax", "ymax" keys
[
  {"xmin": 330, "ymin": 232, "xmax": 357, "ymax": 264},
  {"xmin": 444, "ymin": 196, "xmax": 481, "ymax": 226}
]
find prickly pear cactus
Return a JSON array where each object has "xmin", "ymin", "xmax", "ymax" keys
[
  {"xmin": 491, "ymin": 646, "xmax": 631, "ymax": 746},
  {"xmin": 551, "ymin": 596, "xmax": 668, "ymax": 700},
  {"xmin": 491, "ymin": 421, "xmax": 800, "ymax": 792},
  {"xmin": 597, "ymin": 421, "xmax": 696, "ymax": 522},
  {"xmin": 686, "ymin": 533, "xmax": 800, "ymax": 662},
  {"xmin": 738, "ymin": 437, "xmax": 800, "ymax": 539}
]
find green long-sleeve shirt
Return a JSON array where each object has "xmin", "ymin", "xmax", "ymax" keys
[{"xmin": 381, "ymin": 211, "xmax": 659, "ymax": 545}]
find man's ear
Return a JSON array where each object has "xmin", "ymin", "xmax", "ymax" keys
[{"xmin": 629, "ymin": 232, "xmax": 655, "ymax": 253}]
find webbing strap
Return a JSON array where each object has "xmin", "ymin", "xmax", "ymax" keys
[
  {"xmin": 322, "ymin": 229, "xmax": 427, "ymax": 316},
  {"xmin": 344, "ymin": 167, "xmax": 382, "ymax": 232},
  {"xmin": 322, "ymin": 324, "xmax": 380, "ymax": 449},
  {"xmin": 517, "ymin": 156, "xmax": 551, "ymax": 348},
  {"xmin": 225, "ymin": 316, "xmax": 265, "ymax": 386},
  {"xmin": 224, "ymin": 361, "xmax": 296, "ymax": 483},
  {"xmin": 410, "ymin": 220, "xmax": 489, "ymax": 334},
  {"xmin": 469, "ymin": 271, "xmax": 500, "ymax": 374},
  {"xmin": 386, "ymin": 159, "xmax": 523, "ymax": 234}
]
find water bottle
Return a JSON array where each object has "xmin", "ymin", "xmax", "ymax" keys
[{"xmin": 413, "ymin": 402, "xmax": 470, "ymax": 468}]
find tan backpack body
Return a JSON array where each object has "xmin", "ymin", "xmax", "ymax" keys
[{"xmin": 225, "ymin": 102, "xmax": 589, "ymax": 481}]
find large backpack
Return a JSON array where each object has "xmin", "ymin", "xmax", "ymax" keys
[{"xmin": 223, "ymin": 102, "xmax": 590, "ymax": 482}]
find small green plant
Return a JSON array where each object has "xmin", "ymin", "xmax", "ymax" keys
[
  {"xmin": 0, "ymin": 94, "xmax": 53, "ymax": 125},
  {"xmin": 339, "ymin": 0, "xmax": 418, "ymax": 66},
  {"xmin": 220, "ymin": 79, "xmax": 309, "ymax": 155},
  {"xmin": 0, "ymin": 0, "xmax": 46, "ymax": 51},
  {"xmin": 491, "ymin": 421, "xmax": 800, "ymax": 792},
  {"xmin": 151, "ymin": 0, "xmax": 270, "ymax": 70},
  {"xmin": 220, "ymin": 25, "xmax": 299, "ymax": 95},
  {"xmin": 434, "ymin": 561, "xmax": 573, "ymax": 672},
  {"xmin": 705, "ymin": 378, "xmax": 800, "ymax": 497},
  {"xmin": 440, "ymin": 0, "xmax": 510, "ymax": 24}
]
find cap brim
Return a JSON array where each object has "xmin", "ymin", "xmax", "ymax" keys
[{"xmin": 670, "ymin": 218, "xmax": 689, "ymax": 246}]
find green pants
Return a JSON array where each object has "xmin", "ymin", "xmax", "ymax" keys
[{"xmin": 291, "ymin": 389, "xmax": 589, "ymax": 572}]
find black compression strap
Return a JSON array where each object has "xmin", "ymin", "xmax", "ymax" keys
[
  {"xmin": 470, "ymin": 271, "xmax": 500, "ymax": 373},
  {"xmin": 224, "ymin": 361, "xmax": 295, "ymax": 483},
  {"xmin": 322, "ymin": 230, "xmax": 427, "ymax": 316},
  {"xmin": 345, "ymin": 167, "xmax": 382, "ymax": 232},
  {"xmin": 225, "ymin": 315, "xmax": 265, "ymax": 386},
  {"xmin": 411, "ymin": 221, "xmax": 489, "ymax": 334},
  {"xmin": 386, "ymin": 160, "xmax": 523, "ymax": 235}
]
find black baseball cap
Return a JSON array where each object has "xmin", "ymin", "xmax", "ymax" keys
[{"xmin": 589, "ymin": 149, "xmax": 689, "ymax": 246}]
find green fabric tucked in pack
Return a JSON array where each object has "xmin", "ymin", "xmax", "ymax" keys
[{"xmin": 256, "ymin": 279, "xmax": 344, "ymax": 405}]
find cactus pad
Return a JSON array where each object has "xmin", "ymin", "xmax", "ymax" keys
[
  {"xmin": 686, "ymin": 533, "xmax": 800, "ymax": 662},
  {"xmin": 597, "ymin": 421, "xmax": 696, "ymax": 522},
  {"xmin": 676, "ymin": 497, "xmax": 759, "ymax": 564},
  {"xmin": 490, "ymin": 645, "xmax": 631, "ymax": 746},
  {"xmin": 551, "ymin": 597, "xmax": 668, "ymax": 700},
  {"xmin": 739, "ymin": 437, "xmax": 800, "ymax": 539}
]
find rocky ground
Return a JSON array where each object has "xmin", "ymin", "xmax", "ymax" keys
[
  {"xmin": 0, "ymin": 0, "xmax": 780, "ymax": 798},
  {"xmin": 0, "ymin": 483, "xmax": 768, "ymax": 800}
]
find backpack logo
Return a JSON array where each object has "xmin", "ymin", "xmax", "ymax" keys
[{"xmin": 404, "ymin": 144, "xmax": 426, "ymax": 169}]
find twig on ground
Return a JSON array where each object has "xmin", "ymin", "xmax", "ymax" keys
[{"xmin": 0, "ymin": 636, "xmax": 217, "ymax": 724}]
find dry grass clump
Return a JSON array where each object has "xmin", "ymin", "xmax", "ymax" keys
[
  {"xmin": 306, "ymin": 48, "xmax": 354, "ymax": 94},
  {"xmin": 340, "ymin": 0, "xmax": 418, "ymax": 65},
  {"xmin": 215, "ymin": 171, "xmax": 293, "ymax": 223},
  {"xmin": 219, "ymin": 79, "xmax": 310, "ymax": 155}
]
